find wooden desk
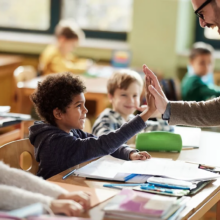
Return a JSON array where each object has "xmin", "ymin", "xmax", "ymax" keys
[
  {"xmin": 16, "ymin": 75, "xmax": 109, "ymax": 117},
  {"xmin": 48, "ymin": 131, "xmax": 220, "ymax": 220},
  {"xmin": 0, "ymin": 55, "xmax": 23, "ymax": 112},
  {"xmin": 0, "ymin": 122, "xmax": 24, "ymax": 146}
]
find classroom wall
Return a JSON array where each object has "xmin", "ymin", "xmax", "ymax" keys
[
  {"xmin": 129, "ymin": 0, "xmax": 179, "ymax": 77},
  {"xmin": 2, "ymin": 0, "xmax": 219, "ymax": 78}
]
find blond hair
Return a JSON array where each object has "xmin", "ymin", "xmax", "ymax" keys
[{"xmin": 107, "ymin": 69, "xmax": 143, "ymax": 95}]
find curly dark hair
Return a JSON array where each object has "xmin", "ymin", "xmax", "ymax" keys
[{"xmin": 31, "ymin": 73, "xmax": 86, "ymax": 126}]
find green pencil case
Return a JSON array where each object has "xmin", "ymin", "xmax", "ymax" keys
[{"xmin": 136, "ymin": 131, "xmax": 182, "ymax": 152}]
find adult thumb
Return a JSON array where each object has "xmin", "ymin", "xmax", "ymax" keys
[{"xmin": 148, "ymin": 85, "xmax": 161, "ymax": 98}]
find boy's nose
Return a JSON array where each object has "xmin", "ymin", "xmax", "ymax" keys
[{"xmin": 84, "ymin": 107, "xmax": 88, "ymax": 114}]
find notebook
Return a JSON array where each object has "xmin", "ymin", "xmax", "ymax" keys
[
  {"xmin": 103, "ymin": 189, "xmax": 190, "ymax": 220},
  {"xmin": 49, "ymin": 181, "xmax": 118, "ymax": 207}
]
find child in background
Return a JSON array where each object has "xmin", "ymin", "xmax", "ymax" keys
[
  {"xmin": 0, "ymin": 161, "xmax": 90, "ymax": 216},
  {"xmin": 181, "ymin": 42, "xmax": 220, "ymax": 101},
  {"xmin": 39, "ymin": 19, "xmax": 91, "ymax": 75},
  {"xmin": 29, "ymin": 73, "xmax": 155, "ymax": 179},
  {"xmin": 92, "ymin": 70, "xmax": 173, "ymax": 142}
]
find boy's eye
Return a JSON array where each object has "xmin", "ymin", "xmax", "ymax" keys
[
  {"xmin": 77, "ymin": 104, "xmax": 81, "ymax": 108},
  {"xmin": 133, "ymin": 95, "xmax": 137, "ymax": 97},
  {"xmin": 121, "ymin": 94, "xmax": 126, "ymax": 96}
]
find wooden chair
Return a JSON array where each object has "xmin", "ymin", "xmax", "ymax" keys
[
  {"xmin": 0, "ymin": 138, "xmax": 39, "ymax": 174},
  {"xmin": 160, "ymin": 79, "xmax": 178, "ymax": 101},
  {"xmin": 14, "ymin": 65, "xmax": 37, "ymax": 83}
]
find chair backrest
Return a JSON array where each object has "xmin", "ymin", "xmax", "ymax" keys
[
  {"xmin": 14, "ymin": 65, "xmax": 37, "ymax": 83},
  {"xmin": 160, "ymin": 79, "xmax": 178, "ymax": 101},
  {"xmin": 0, "ymin": 139, "xmax": 39, "ymax": 175}
]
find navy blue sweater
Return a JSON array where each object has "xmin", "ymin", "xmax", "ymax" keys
[{"xmin": 29, "ymin": 115, "xmax": 146, "ymax": 179}]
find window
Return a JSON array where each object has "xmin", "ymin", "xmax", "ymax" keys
[
  {"xmin": 195, "ymin": 19, "xmax": 220, "ymax": 49},
  {"xmin": 0, "ymin": 0, "xmax": 133, "ymax": 41},
  {"xmin": 0, "ymin": 0, "xmax": 50, "ymax": 30}
]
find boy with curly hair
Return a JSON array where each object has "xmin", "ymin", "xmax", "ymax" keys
[{"xmin": 29, "ymin": 73, "xmax": 155, "ymax": 179}]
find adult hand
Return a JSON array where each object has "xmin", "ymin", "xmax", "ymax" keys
[
  {"xmin": 136, "ymin": 105, "xmax": 161, "ymax": 118},
  {"xmin": 129, "ymin": 151, "xmax": 151, "ymax": 160},
  {"xmin": 58, "ymin": 191, "xmax": 91, "ymax": 211},
  {"xmin": 50, "ymin": 199, "xmax": 84, "ymax": 216},
  {"xmin": 143, "ymin": 64, "xmax": 169, "ymax": 114}
]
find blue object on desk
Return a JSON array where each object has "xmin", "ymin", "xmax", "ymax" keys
[
  {"xmin": 141, "ymin": 184, "xmax": 174, "ymax": 194},
  {"xmin": 124, "ymin": 173, "xmax": 139, "ymax": 182},
  {"xmin": 62, "ymin": 169, "xmax": 76, "ymax": 180},
  {"xmin": 151, "ymin": 183, "xmax": 190, "ymax": 190},
  {"xmin": 103, "ymin": 183, "xmax": 145, "ymax": 189}
]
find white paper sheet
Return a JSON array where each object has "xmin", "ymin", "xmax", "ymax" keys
[{"xmin": 75, "ymin": 156, "xmax": 220, "ymax": 181}]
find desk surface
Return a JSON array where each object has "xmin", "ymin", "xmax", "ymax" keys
[
  {"xmin": 48, "ymin": 130, "xmax": 220, "ymax": 220},
  {"xmin": 0, "ymin": 54, "xmax": 23, "ymax": 67},
  {"xmin": 18, "ymin": 75, "xmax": 108, "ymax": 94}
]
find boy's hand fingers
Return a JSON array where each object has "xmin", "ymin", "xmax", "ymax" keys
[
  {"xmin": 136, "ymin": 105, "xmax": 148, "ymax": 112},
  {"xmin": 139, "ymin": 151, "xmax": 151, "ymax": 159}
]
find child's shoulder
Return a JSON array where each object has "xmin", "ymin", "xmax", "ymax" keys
[{"xmin": 41, "ymin": 44, "xmax": 60, "ymax": 59}]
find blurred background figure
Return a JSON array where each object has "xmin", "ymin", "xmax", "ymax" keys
[
  {"xmin": 39, "ymin": 19, "xmax": 91, "ymax": 75},
  {"xmin": 181, "ymin": 42, "xmax": 220, "ymax": 101}
]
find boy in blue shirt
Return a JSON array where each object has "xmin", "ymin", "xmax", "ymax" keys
[{"xmin": 29, "ymin": 73, "xmax": 155, "ymax": 179}]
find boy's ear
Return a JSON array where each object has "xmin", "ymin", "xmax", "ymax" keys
[
  {"xmin": 53, "ymin": 108, "xmax": 62, "ymax": 120},
  {"xmin": 108, "ymin": 93, "xmax": 113, "ymax": 103}
]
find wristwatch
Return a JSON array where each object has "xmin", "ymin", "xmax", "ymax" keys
[{"xmin": 162, "ymin": 102, "xmax": 171, "ymax": 120}]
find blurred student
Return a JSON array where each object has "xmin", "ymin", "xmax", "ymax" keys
[
  {"xmin": 92, "ymin": 70, "xmax": 173, "ymax": 142},
  {"xmin": 0, "ymin": 161, "xmax": 90, "ymax": 216},
  {"xmin": 39, "ymin": 19, "xmax": 91, "ymax": 75},
  {"xmin": 29, "ymin": 73, "xmax": 155, "ymax": 179},
  {"xmin": 181, "ymin": 42, "xmax": 220, "ymax": 101}
]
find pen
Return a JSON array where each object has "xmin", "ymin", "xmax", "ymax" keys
[
  {"xmin": 103, "ymin": 183, "xmax": 145, "ymax": 187},
  {"xmin": 124, "ymin": 173, "xmax": 139, "ymax": 182},
  {"xmin": 62, "ymin": 169, "xmax": 76, "ymax": 180},
  {"xmin": 140, "ymin": 185, "xmax": 174, "ymax": 194}
]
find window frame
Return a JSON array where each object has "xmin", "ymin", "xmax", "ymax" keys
[
  {"xmin": 0, "ymin": 0, "xmax": 127, "ymax": 41},
  {"xmin": 195, "ymin": 18, "xmax": 220, "ymax": 49}
]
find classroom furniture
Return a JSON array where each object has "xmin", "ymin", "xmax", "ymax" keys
[
  {"xmin": 0, "ymin": 122, "xmax": 24, "ymax": 147},
  {"xmin": 0, "ymin": 138, "xmax": 38, "ymax": 174},
  {"xmin": 16, "ymin": 75, "xmax": 109, "ymax": 117},
  {"xmin": 14, "ymin": 65, "xmax": 37, "ymax": 83},
  {"xmin": 48, "ymin": 130, "xmax": 220, "ymax": 220},
  {"xmin": 0, "ymin": 55, "xmax": 23, "ymax": 112},
  {"xmin": 160, "ymin": 78, "xmax": 178, "ymax": 101}
]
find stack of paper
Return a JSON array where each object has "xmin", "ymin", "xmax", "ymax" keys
[
  {"xmin": 103, "ymin": 189, "xmax": 190, "ymax": 220},
  {"xmin": 75, "ymin": 156, "xmax": 220, "ymax": 182}
]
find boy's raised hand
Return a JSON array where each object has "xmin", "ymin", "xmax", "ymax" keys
[
  {"xmin": 130, "ymin": 151, "xmax": 151, "ymax": 160},
  {"xmin": 143, "ymin": 64, "xmax": 169, "ymax": 114}
]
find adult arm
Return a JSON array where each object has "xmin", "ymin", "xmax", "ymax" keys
[
  {"xmin": 169, "ymin": 97, "xmax": 220, "ymax": 126},
  {"xmin": 0, "ymin": 185, "xmax": 53, "ymax": 210},
  {"xmin": 143, "ymin": 64, "xmax": 220, "ymax": 127},
  {"xmin": 0, "ymin": 162, "xmax": 67, "ymax": 197}
]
